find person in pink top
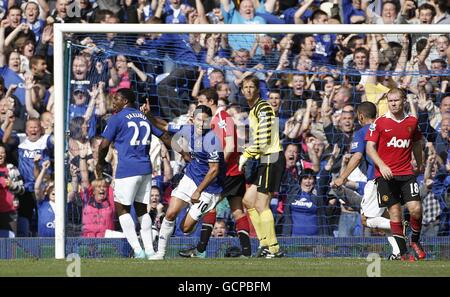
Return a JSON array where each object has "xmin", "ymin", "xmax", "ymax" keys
[
  {"xmin": 0, "ymin": 144, "xmax": 24, "ymax": 237},
  {"xmin": 75, "ymin": 143, "xmax": 115, "ymax": 237}
]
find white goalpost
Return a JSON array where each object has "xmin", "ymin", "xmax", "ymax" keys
[{"xmin": 53, "ymin": 23, "xmax": 450, "ymax": 259}]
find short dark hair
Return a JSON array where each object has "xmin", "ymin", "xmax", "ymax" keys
[
  {"xmin": 30, "ymin": 55, "xmax": 46, "ymax": 66},
  {"xmin": 348, "ymin": 35, "xmax": 364, "ymax": 50},
  {"xmin": 116, "ymin": 88, "xmax": 136, "ymax": 105},
  {"xmin": 94, "ymin": 9, "xmax": 115, "ymax": 23},
  {"xmin": 357, "ymin": 102, "xmax": 377, "ymax": 119},
  {"xmin": 353, "ymin": 47, "xmax": 368, "ymax": 57},
  {"xmin": 210, "ymin": 69, "xmax": 225, "ymax": 78},
  {"xmin": 300, "ymin": 168, "xmax": 316, "ymax": 181},
  {"xmin": 193, "ymin": 104, "xmax": 212, "ymax": 118},
  {"xmin": 7, "ymin": 5, "xmax": 22, "ymax": 14},
  {"xmin": 311, "ymin": 9, "xmax": 328, "ymax": 22},
  {"xmin": 419, "ymin": 3, "xmax": 436, "ymax": 17},
  {"xmin": 431, "ymin": 58, "xmax": 447, "ymax": 68},
  {"xmin": 300, "ymin": 34, "xmax": 315, "ymax": 46},
  {"xmin": 151, "ymin": 186, "xmax": 161, "ymax": 194},
  {"xmin": 69, "ymin": 117, "xmax": 86, "ymax": 141},
  {"xmin": 382, "ymin": 1, "xmax": 399, "ymax": 14},
  {"xmin": 198, "ymin": 88, "xmax": 219, "ymax": 105},
  {"xmin": 268, "ymin": 89, "xmax": 281, "ymax": 97}
]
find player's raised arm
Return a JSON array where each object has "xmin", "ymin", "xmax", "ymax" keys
[
  {"xmin": 95, "ymin": 137, "xmax": 111, "ymax": 179},
  {"xmin": 140, "ymin": 98, "xmax": 169, "ymax": 132},
  {"xmin": 366, "ymin": 140, "xmax": 393, "ymax": 180}
]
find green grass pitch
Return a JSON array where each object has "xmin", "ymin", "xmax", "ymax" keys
[{"xmin": 0, "ymin": 258, "xmax": 449, "ymax": 277}]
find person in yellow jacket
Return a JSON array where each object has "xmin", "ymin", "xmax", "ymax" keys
[{"xmin": 238, "ymin": 75, "xmax": 285, "ymax": 258}]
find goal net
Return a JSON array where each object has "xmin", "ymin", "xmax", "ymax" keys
[{"xmin": 53, "ymin": 24, "xmax": 450, "ymax": 259}]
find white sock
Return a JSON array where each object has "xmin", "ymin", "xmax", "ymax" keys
[
  {"xmin": 157, "ymin": 218, "xmax": 175, "ymax": 256},
  {"xmin": 119, "ymin": 213, "xmax": 142, "ymax": 253},
  {"xmin": 366, "ymin": 216, "xmax": 391, "ymax": 230},
  {"xmin": 138, "ymin": 214, "xmax": 154, "ymax": 254},
  {"xmin": 386, "ymin": 232, "xmax": 400, "ymax": 255}
]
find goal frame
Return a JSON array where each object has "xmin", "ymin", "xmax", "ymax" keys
[{"xmin": 53, "ymin": 23, "xmax": 450, "ymax": 259}]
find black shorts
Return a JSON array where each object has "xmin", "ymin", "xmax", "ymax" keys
[
  {"xmin": 222, "ymin": 175, "xmax": 246, "ymax": 199},
  {"xmin": 376, "ymin": 175, "xmax": 420, "ymax": 208},
  {"xmin": 249, "ymin": 153, "xmax": 285, "ymax": 194}
]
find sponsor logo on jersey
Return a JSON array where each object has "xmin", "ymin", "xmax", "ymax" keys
[
  {"xmin": 387, "ymin": 137, "xmax": 410, "ymax": 148},
  {"xmin": 292, "ymin": 198, "xmax": 313, "ymax": 208}
]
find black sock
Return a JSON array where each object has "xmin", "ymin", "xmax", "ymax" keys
[
  {"xmin": 238, "ymin": 231, "xmax": 252, "ymax": 256},
  {"xmin": 393, "ymin": 235, "xmax": 408, "ymax": 255},
  {"xmin": 411, "ymin": 229, "xmax": 420, "ymax": 243},
  {"xmin": 196, "ymin": 224, "xmax": 213, "ymax": 253}
]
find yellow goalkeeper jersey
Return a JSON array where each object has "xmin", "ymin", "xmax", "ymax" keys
[{"xmin": 243, "ymin": 99, "xmax": 282, "ymax": 159}]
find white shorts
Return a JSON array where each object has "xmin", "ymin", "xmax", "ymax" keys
[
  {"xmin": 361, "ymin": 180, "xmax": 385, "ymax": 218},
  {"xmin": 113, "ymin": 174, "xmax": 151, "ymax": 205},
  {"xmin": 171, "ymin": 175, "xmax": 221, "ymax": 221}
]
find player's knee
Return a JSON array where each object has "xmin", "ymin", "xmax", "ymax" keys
[
  {"xmin": 409, "ymin": 206, "xmax": 422, "ymax": 219},
  {"xmin": 165, "ymin": 210, "xmax": 177, "ymax": 221}
]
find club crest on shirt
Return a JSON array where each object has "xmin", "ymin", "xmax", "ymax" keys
[{"xmin": 218, "ymin": 119, "xmax": 226, "ymax": 129}]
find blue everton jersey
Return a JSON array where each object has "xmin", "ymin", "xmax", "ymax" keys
[
  {"xmin": 38, "ymin": 199, "xmax": 55, "ymax": 237},
  {"xmin": 144, "ymin": 34, "xmax": 197, "ymax": 64},
  {"xmin": 18, "ymin": 134, "xmax": 53, "ymax": 192},
  {"xmin": 177, "ymin": 125, "xmax": 225, "ymax": 194},
  {"xmin": 0, "ymin": 66, "xmax": 25, "ymax": 105},
  {"xmin": 350, "ymin": 124, "xmax": 375, "ymax": 180},
  {"xmin": 313, "ymin": 34, "xmax": 337, "ymax": 64},
  {"xmin": 291, "ymin": 192, "xmax": 318, "ymax": 236},
  {"xmin": 102, "ymin": 107, "xmax": 163, "ymax": 179}
]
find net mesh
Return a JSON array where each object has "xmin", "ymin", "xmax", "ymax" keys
[{"xmin": 61, "ymin": 31, "xmax": 449, "ymax": 250}]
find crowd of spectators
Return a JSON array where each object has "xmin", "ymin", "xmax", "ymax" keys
[{"xmin": 0, "ymin": 0, "xmax": 448, "ymax": 241}]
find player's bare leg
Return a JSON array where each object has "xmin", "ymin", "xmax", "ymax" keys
[
  {"xmin": 406, "ymin": 200, "xmax": 426, "ymax": 259},
  {"xmin": 116, "ymin": 202, "xmax": 144, "ymax": 258}
]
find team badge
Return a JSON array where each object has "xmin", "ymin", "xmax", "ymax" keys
[
  {"xmin": 382, "ymin": 195, "xmax": 389, "ymax": 202},
  {"xmin": 369, "ymin": 123, "xmax": 376, "ymax": 136},
  {"xmin": 218, "ymin": 119, "xmax": 227, "ymax": 129}
]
